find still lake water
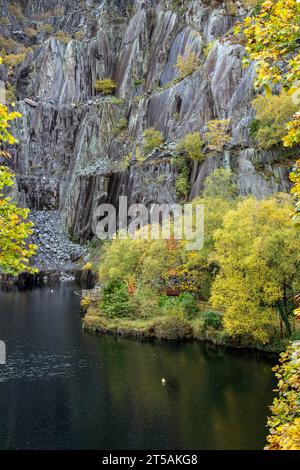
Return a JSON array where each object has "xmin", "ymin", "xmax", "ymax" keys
[{"xmin": 0, "ymin": 284, "xmax": 276, "ymax": 450}]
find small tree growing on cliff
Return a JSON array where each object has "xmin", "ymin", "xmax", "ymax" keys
[
  {"xmin": 175, "ymin": 49, "xmax": 200, "ymax": 79},
  {"xmin": 204, "ymin": 119, "xmax": 231, "ymax": 153},
  {"xmin": 142, "ymin": 128, "xmax": 164, "ymax": 154},
  {"xmin": 176, "ymin": 132, "xmax": 204, "ymax": 161},
  {"xmin": 95, "ymin": 78, "xmax": 117, "ymax": 95},
  {"xmin": 0, "ymin": 66, "xmax": 37, "ymax": 275}
]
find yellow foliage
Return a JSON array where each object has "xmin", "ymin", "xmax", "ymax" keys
[
  {"xmin": 0, "ymin": 88, "xmax": 37, "ymax": 274},
  {"xmin": 238, "ymin": 0, "xmax": 300, "ymax": 89},
  {"xmin": 38, "ymin": 23, "xmax": 53, "ymax": 34},
  {"xmin": 210, "ymin": 195, "xmax": 300, "ymax": 343},
  {"xmin": 95, "ymin": 78, "xmax": 117, "ymax": 95},
  {"xmin": 142, "ymin": 128, "xmax": 164, "ymax": 154},
  {"xmin": 54, "ymin": 31, "xmax": 71, "ymax": 44},
  {"xmin": 265, "ymin": 344, "xmax": 300, "ymax": 450},
  {"xmin": 175, "ymin": 49, "xmax": 200, "ymax": 78},
  {"xmin": 83, "ymin": 262, "xmax": 93, "ymax": 271},
  {"xmin": 2, "ymin": 52, "xmax": 27, "ymax": 67},
  {"xmin": 0, "ymin": 35, "xmax": 20, "ymax": 53},
  {"xmin": 176, "ymin": 132, "xmax": 204, "ymax": 161},
  {"xmin": 252, "ymin": 92, "xmax": 298, "ymax": 148},
  {"xmin": 80, "ymin": 296, "xmax": 91, "ymax": 310},
  {"xmin": 289, "ymin": 159, "xmax": 300, "ymax": 225},
  {"xmin": 204, "ymin": 119, "xmax": 231, "ymax": 152}
]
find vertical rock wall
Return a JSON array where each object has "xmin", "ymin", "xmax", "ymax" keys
[{"xmin": 1, "ymin": 0, "xmax": 293, "ymax": 244}]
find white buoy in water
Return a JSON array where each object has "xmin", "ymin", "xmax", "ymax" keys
[
  {"xmin": 50, "ymin": 290, "xmax": 54, "ymax": 293},
  {"xmin": 161, "ymin": 378, "xmax": 166, "ymax": 385}
]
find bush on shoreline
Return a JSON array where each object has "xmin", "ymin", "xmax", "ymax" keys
[{"xmin": 265, "ymin": 343, "xmax": 300, "ymax": 450}]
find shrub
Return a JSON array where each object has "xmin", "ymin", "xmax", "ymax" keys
[
  {"xmin": 167, "ymin": 0, "xmax": 188, "ymax": 13},
  {"xmin": 201, "ymin": 311, "xmax": 223, "ymax": 330},
  {"xmin": 265, "ymin": 344, "xmax": 300, "ymax": 450},
  {"xmin": 175, "ymin": 49, "xmax": 200, "ymax": 78},
  {"xmin": 0, "ymin": 35, "xmax": 20, "ymax": 53},
  {"xmin": 135, "ymin": 145, "xmax": 145, "ymax": 165},
  {"xmin": 24, "ymin": 27, "xmax": 37, "ymax": 38},
  {"xmin": 74, "ymin": 30, "xmax": 84, "ymax": 41},
  {"xmin": 38, "ymin": 23, "xmax": 53, "ymax": 34},
  {"xmin": 175, "ymin": 174, "xmax": 190, "ymax": 200},
  {"xmin": 80, "ymin": 296, "xmax": 91, "ymax": 311},
  {"xmin": 151, "ymin": 316, "xmax": 192, "ymax": 340},
  {"xmin": 95, "ymin": 78, "xmax": 117, "ymax": 95},
  {"xmin": 178, "ymin": 293, "xmax": 200, "ymax": 318},
  {"xmin": 176, "ymin": 132, "xmax": 204, "ymax": 161},
  {"xmin": 252, "ymin": 92, "xmax": 298, "ymax": 149},
  {"xmin": 110, "ymin": 97, "xmax": 124, "ymax": 106},
  {"xmin": 2, "ymin": 52, "xmax": 26, "ymax": 67},
  {"xmin": 100, "ymin": 280, "xmax": 133, "ymax": 318},
  {"xmin": 203, "ymin": 41, "xmax": 215, "ymax": 58},
  {"xmin": 249, "ymin": 118, "xmax": 260, "ymax": 138},
  {"xmin": 160, "ymin": 292, "xmax": 199, "ymax": 320},
  {"xmin": 54, "ymin": 31, "xmax": 71, "ymax": 44},
  {"xmin": 120, "ymin": 153, "xmax": 132, "ymax": 170},
  {"xmin": 83, "ymin": 261, "xmax": 93, "ymax": 271},
  {"xmin": 172, "ymin": 156, "xmax": 190, "ymax": 200},
  {"xmin": 203, "ymin": 168, "xmax": 238, "ymax": 200},
  {"xmin": 0, "ymin": 17, "xmax": 10, "ymax": 26},
  {"xmin": 113, "ymin": 117, "xmax": 128, "ymax": 136},
  {"xmin": 8, "ymin": 4, "xmax": 24, "ymax": 22},
  {"xmin": 134, "ymin": 77, "xmax": 145, "ymax": 87},
  {"xmin": 5, "ymin": 82, "xmax": 16, "ymax": 103},
  {"xmin": 132, "ymin": 285, "xmax": 160, "ymax": 319},
  {"xmin": 204, "ymin": 119, "xmax": 231, "ymax": 152},
  {"xmin": 142, "ymin": 128, "xmax": 164, "ymax": 154}
]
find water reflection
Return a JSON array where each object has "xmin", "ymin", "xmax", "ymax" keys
[{"xmin": 0, "ymin": 285, "xmax": 276, "ymax": 450}]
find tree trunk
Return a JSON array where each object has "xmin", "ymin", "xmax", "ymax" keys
[{"xmin": 277, "ymin": 304, "xmax": 292, "ymax": 337}]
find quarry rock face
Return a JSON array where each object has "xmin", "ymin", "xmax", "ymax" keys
[{"xmin": 1, "ymin": 0, "xmax": 292, "ymax": 251}]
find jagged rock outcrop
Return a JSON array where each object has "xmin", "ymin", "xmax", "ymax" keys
[{"xmin": 1, "ymin": 0, "xmax": 293, "ymax": 248}]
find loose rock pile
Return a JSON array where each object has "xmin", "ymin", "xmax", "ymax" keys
[{"xmin": 30, "ymin": 211, "xmax": 85, "ymax": 272}]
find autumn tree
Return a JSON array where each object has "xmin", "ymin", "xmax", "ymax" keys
[
  {"xmin": 290, "ymin": 159, "xmax": 300, "ymax": 225},
  {"xmin": 175, "ymin": 49, "xmax": 200, "ymax": 78},
  {"xmin": 237, "ymin": 0, "xmax": 300, "ymax": 92},
  {"xmin": 236, "ymin": 0, "xmax": 300, "ymax": 213},
  {"xmin": 0, "ymin": 66, "xmax": 37, "ymax": 275},
  {"xmin": 176, "ymin": 132, "xmax": 204, "ymax": 161},
  {"xmin": 210, "ymin": 196, "xmax": 300, "ymax": 344},
  {"xmin": 202, "ymin": 168, "xmax": 238, "ymax": 200},
  {"xmin": 204, "ymin": 119, "xmax": 231, "ymax": 153},
  {"xmin": 265, "ymin": 344, "xmax": 300, "ymax": 450},
  {"xmin": 251, "ymin": 92, "xmax": 298, "ymax": 149},
  {"xmin": 142, "ymin": 128, "xmax": 164, "ymax": 154},
  {"xmin": 175, "ymin": 189, "xmax": 237, "ymax": 299}
]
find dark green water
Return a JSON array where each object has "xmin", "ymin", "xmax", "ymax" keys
[{"xmin": 0, "ymin": 284, "xmax": 276, "ymax": 450}]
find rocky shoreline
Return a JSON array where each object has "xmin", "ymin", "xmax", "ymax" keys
[
  {"xmin": 29, "ymin": 211, "xmax": 86, "ymax": 272},
  {"xmin": 0, "ymin": 211, "xmax": 95, "ymax": 287}
]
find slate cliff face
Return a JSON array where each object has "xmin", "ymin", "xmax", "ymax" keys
[{"xmin": 1, "ymin": 0, "xmax": 292, "ymax": 246}]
